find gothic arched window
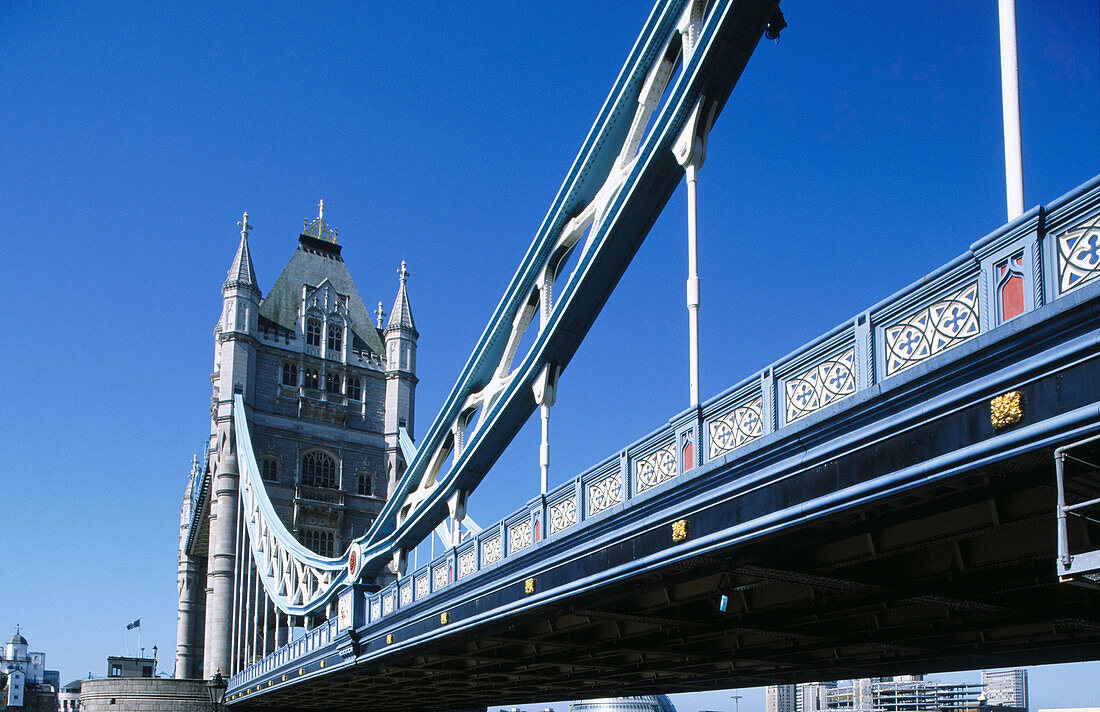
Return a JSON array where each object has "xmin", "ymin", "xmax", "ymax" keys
[
  {"xmin": 306, "ymin": 318, "xmax": 322, "ymax": 347},
  {"xmin": 301, "ymin": 450, "xmax": 337, "ymax": 489},
  {"xmin": 325, "ymin": 373, "xmax": 342, "ymax": 394},
  {"xmin": 347, "ymin": 377, "xmax": 362, "ymax": 401},
  {"xmin": 261, "ymin": 457, "xmax": 278, "ymax": 482},
  {"xmin": 282, "ymin": 362, "xmax": 298, "ymax": 387},
  {"xmin": 327, "ymin": 324, "xmax": 343, "ymax": 353},
  {"xmin": 300, "ymin": 528, "xmax": 334, "ymax": 557},
  {"xmin": 303, "ymin": 368, "xmax": 319, "ymax": 389}
]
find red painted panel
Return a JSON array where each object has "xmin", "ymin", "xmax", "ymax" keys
[{"xmin": 1001, "ymin": 273, "xmax": 1025, "ymax": 321}]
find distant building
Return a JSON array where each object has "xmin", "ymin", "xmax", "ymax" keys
[
  {"xmin": 767, "ymin": 685, "xmax": 796, "ymax": 712},
  {"xmin": 568, "ymin": 696, "xmax": 677, "ymax": 712},
  {"xmin": 57, "ymin": 680, "xmax": 82, "ymax": 712},
  {"xmin": 982, "ymin": 669, "xmax": 1027, "ymax": 710},
  {"xmin": 0, "ymin": 630, "xmax": 59, "ymax": 712},
  {"xmin": 768, "ymin": 675, "xmax": 985, "ymax": 712},
  {"xmin": 800, "ymin": 681, "xmax": 836, "ymax": 712},
  {"xmin": 105, "ymin": 657, "xmax": 154, "ymax": 679}
]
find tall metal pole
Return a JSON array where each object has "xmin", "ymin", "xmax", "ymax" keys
[
  {"xmin": 539, "ymin": 404, "xmax": 551, "ymax": 493},
  {"xmin": 685, "ymin": 162, "xmax": 701, "ymax": 407},
  {"xmin": 998, "ymin": 0, "xmax": 1025, "ymax": 219},
  {"xmin": 533, "ymin": 364, "xmax": 558, "ymax": 494},
  {"xmin": 675, "ymin": 98, "xmax": 715, "ymax": 408}
]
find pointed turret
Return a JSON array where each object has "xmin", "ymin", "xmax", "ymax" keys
[
  {"xmin": 224, "ymin": 213, "xmax": 260, "ymax": 296},
  {"xmin": 384, "ymin": 261, "xmax": 419, "ymax": 497},
  {"xmin": 220, "ymin": 212, "xmax": 261, "ymax": 335},
  {"xmin": 386, "ymin": 261, "xmax": 418, "ymax": 336}
]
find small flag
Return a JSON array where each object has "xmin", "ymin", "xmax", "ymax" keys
[{"xmin": 126, "ymin": 619, "xmax": 140, "ymax": 630}]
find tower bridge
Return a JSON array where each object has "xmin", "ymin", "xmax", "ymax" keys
[{"xmin": 171, "ymin": 0, "xmax": 1100, "ymax": 709}]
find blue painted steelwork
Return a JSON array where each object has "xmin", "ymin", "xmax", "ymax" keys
[
  {"xmin": 217, "ymin": 0, "xmax": 785, "ymax": 615},
  {"xmin": 353, "ymin": 0, "xmax": 783, "ymax": 580},
  {"xmin": 183, "ymin": 448, "xmax": 209, "ymax": 554},
  {"xmin": 225, "ymin": 176, "xmax": 1100, "ymax": 697}
]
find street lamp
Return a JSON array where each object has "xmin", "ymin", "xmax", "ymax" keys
[
  {"xmin": 206, "ymin": 670, "xmax": 228, "ymax": 712},
  {"xmin": 731, "ymin": 695, "xmax": 743, "ymax": 712}
]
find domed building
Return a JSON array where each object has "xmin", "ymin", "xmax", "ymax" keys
[
  {"xmin": 569, "ymin": 696, "xmax": 678, "ymax": 712},
  {"xmin": 0, "ymin": 629, "xmax": 59, "ymax": 712}
]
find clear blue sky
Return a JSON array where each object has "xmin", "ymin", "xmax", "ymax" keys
[{"xmin": 1, "ymin": 0, "xmax": 1097, "ymax": 708}]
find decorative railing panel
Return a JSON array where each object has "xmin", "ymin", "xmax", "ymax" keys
[
  {"xmin": 783, "ymin": 346, "xmax": 857, "ymax": 423},
  {"xmin": 509, "ymin": 519, "xmax": 534, "ymax": 554},
  {"xmin": 587, "ymin": 469, "xmax": 623, "ymax": 516},
  {"xmin": 1057, "ymin": 215, "xmax": 1100, "ymax": 293},
  {"xmin": 433, "ymin": 562, "xmax": 450, "ymax": 591},
  {"xmin": 634, "ymin": 441, "xmax": 678, "ymax": 494},
  {"xmin": 549, "ymin": 495, "xmax": 578, "ymax": 534},
  {"xmin": 707, "ymin": 396, "xmax": 763, "ymax": 459},
  {"xmin": 458, "ymin": 547, "xmax": 477, "ymax": 578},
  {"xmin": 481, "ymin": 534, "xmax": 502, "ymax": 565},
  {"xmin": 415, "ymin": 574, "xmax": 429, "ymax": 599},
  {"xmin": 883, "ymin": 281, "xmax": 980, "ymax": 376}
]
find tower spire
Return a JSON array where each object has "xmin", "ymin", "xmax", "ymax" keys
[
  {"xmin": 386, "ymin": 260, "xmax": 417, "ymax": 334},
  {"xmin": 224, "ymin": 211, "xmax": 259, "ymax": 294}
]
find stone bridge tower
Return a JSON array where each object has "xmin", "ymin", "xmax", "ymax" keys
[{"xmin": 175, "ymin": 205, "xmax": 417, "ymax": 679}]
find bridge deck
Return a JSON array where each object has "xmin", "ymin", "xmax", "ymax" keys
[{"xmin": 227, "ymin": 174, "xmax": 1100, "ymax": 710}]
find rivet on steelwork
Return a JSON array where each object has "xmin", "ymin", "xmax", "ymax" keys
[
  {"xmin": 990, "ymin": 391, "xmax": 1023, "ymax": 429},
  {"xmin": 440, "ymin": 611, "xmax": 450, "ymax": 624},
  {"xmin": 672, "ymin": 518, "xmax": 688, "ymax": 543},
  {"xmin": 525, "ymin": 577, "xmax": 536, "ymax": 594}
]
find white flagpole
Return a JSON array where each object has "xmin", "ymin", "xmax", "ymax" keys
[{"xmin": 998, "ymin": 0, "xmax": 1025, "ymax": 219}]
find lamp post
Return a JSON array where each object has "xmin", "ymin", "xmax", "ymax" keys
[
  {"xmin": 731, "ymin": 695, "xmax": 743, "ymax": 712},
  {"xmin": 206, "ymin": 670, "xmax": 227, "ymax": 712}
]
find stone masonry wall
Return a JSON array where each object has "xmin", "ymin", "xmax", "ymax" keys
[{"xmin": 79, "ymin": 679, "xmax": 209, "ymax": 712}]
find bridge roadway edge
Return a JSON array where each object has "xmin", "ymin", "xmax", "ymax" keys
[{"xmin": 230, "ymin": 278, "xmax": 1100, "ymax": 710}]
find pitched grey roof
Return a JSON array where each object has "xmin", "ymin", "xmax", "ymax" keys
[
  {"xmin": 386, "ymin": 261, "xmax": 417, "ymax": 335},
  {"xmin": 259, "ymin": 236, "xmax": 385, "ymax": 354},
  {"xmin": 224, "ymin": 233, "xmax": 259, "ymax": 294}
]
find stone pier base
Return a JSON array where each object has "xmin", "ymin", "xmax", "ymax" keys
[{"xmin": 80, "ymin": 678, "xmax": 209, "ymax": 712}]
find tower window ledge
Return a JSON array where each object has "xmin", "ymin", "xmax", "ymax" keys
[{"xmin": 295, "ymin": 485, "xmax": 345, "ymax": 507}]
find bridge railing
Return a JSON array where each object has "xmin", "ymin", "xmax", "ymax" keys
[
  {"xmin": 356, "ymin": 175, "xmax": 1100, "ymax": 629},
  {"xmin": 230, "ymin": 174, "xmax": 1100, "ymax": 688},
  {"xmin": 230, "ymin": 617, "xmax": 338, "ymax": 689}
]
